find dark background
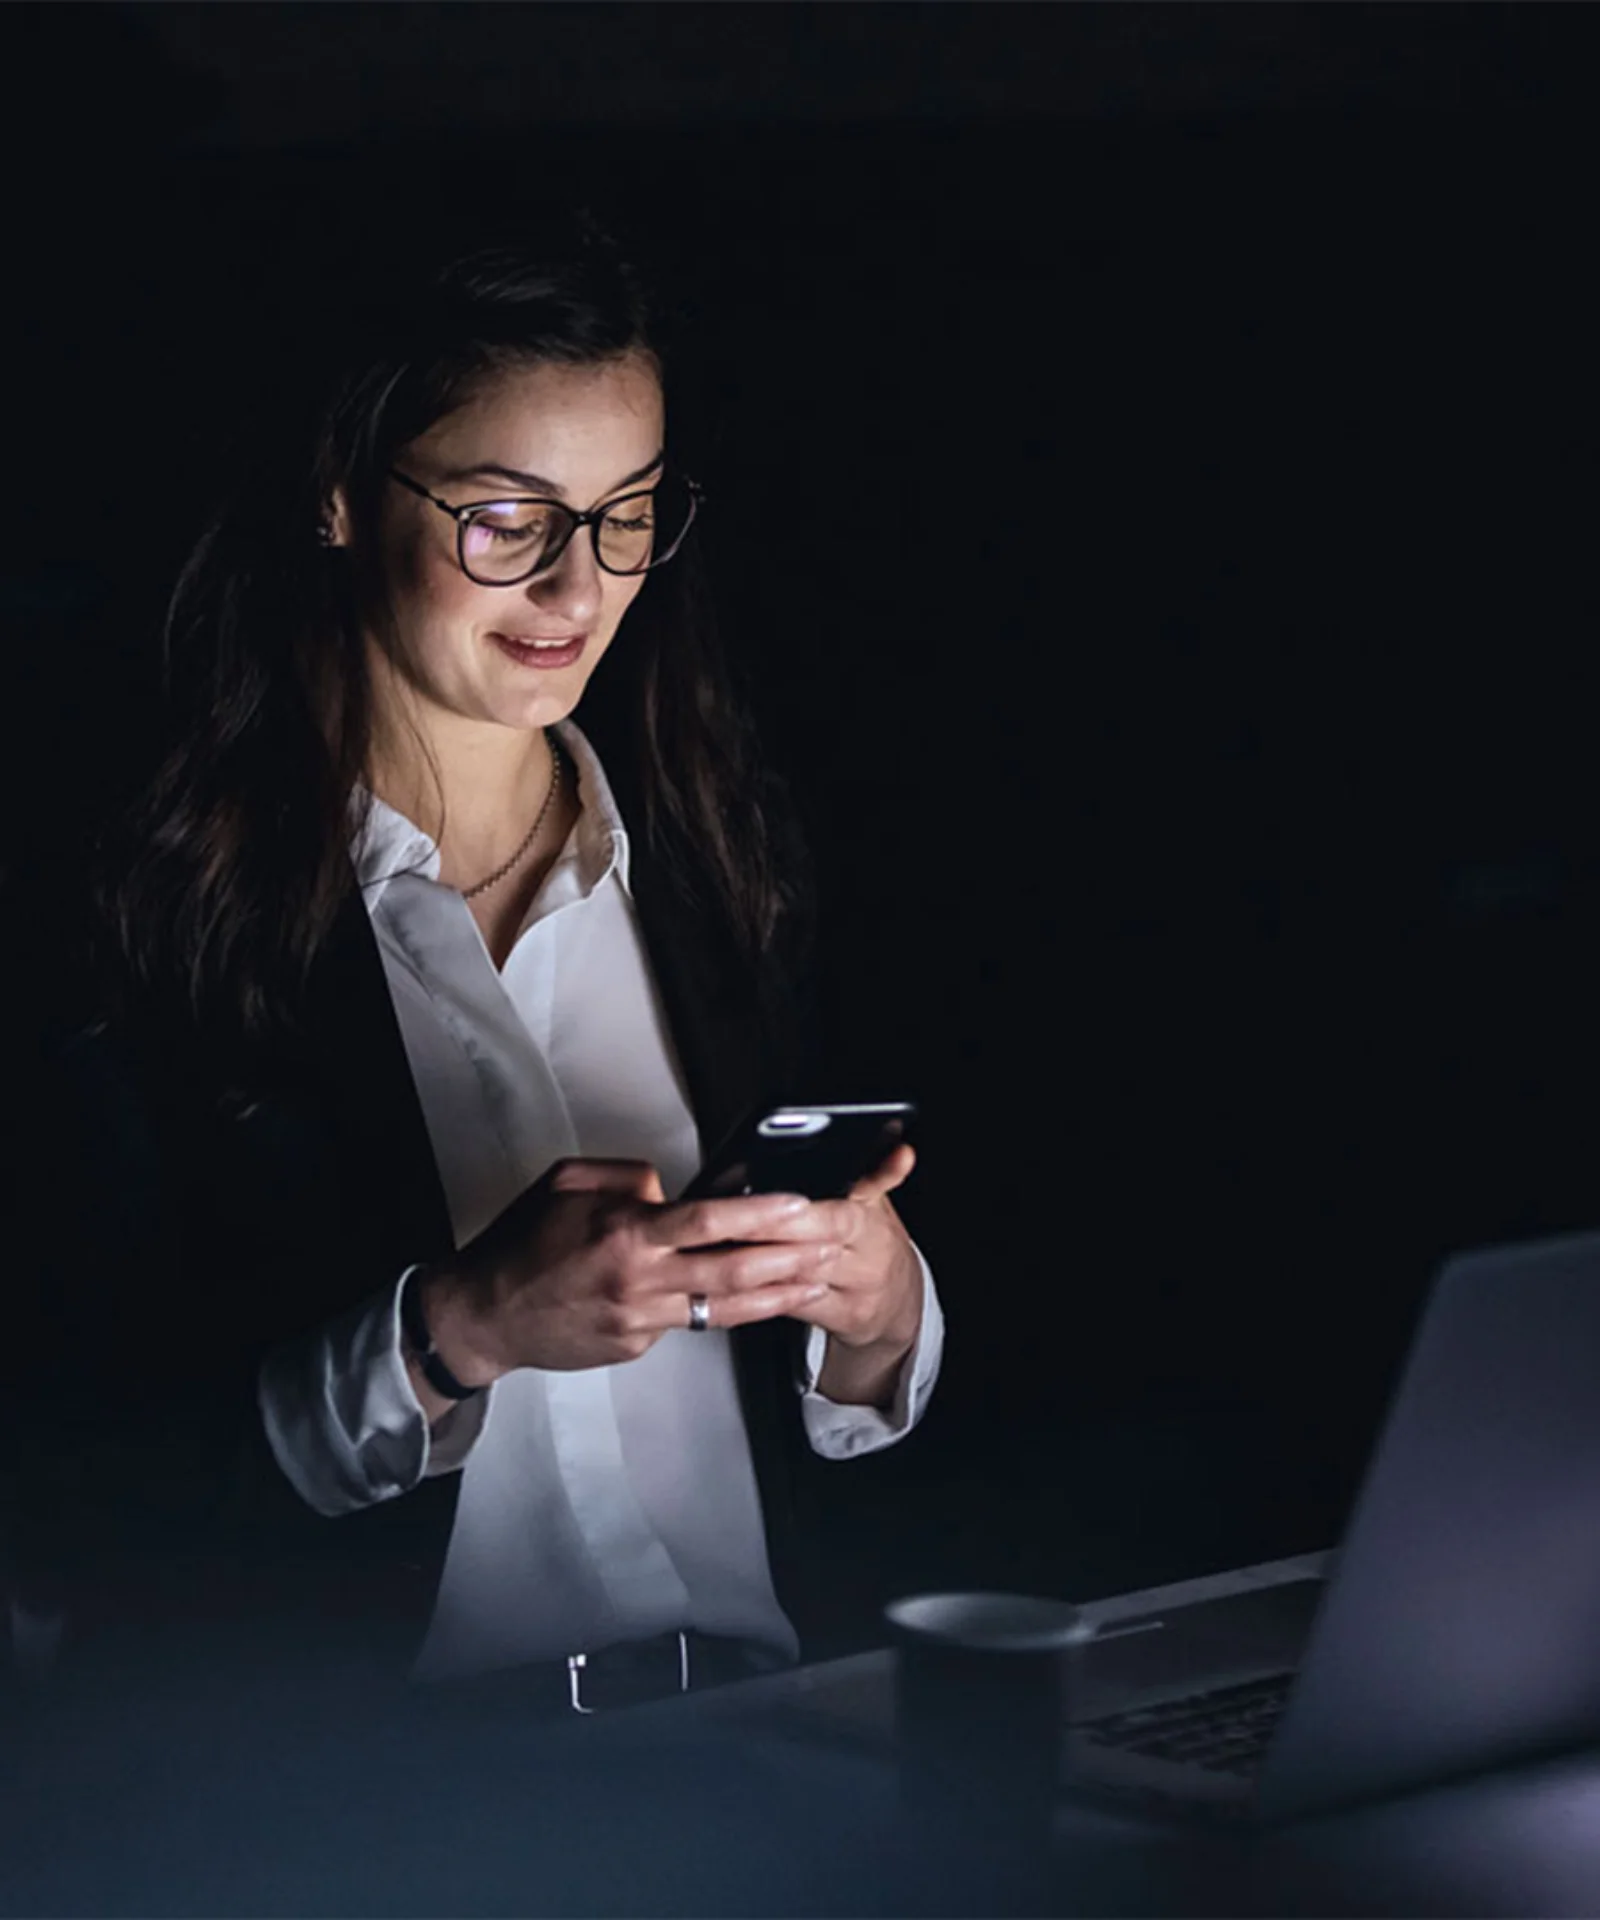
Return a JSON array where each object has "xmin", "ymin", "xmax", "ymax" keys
[{"xmin": 5, "ymin": 2, "xmax": 1600, "ymax": 1614}]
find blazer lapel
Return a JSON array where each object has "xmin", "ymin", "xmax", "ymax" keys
[
  {"xmin": 298, "ymin": 880, "xmax": 458, "ymax": 1276},
  {"xmin": 624, "ymin": 834, "xmax": 822, "ymax": 1643}
]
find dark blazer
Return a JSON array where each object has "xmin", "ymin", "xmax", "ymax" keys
[{"xmin": 3, "ymin": 762, "xmax": 866, "ymax": 1695}]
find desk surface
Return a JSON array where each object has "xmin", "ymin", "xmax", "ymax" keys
[
  {"xmin": 7, "ymin": 1634, "xmax": 1600, "ymax": 1917},
  {"xmin": 607, "ymin": 1624, "xmax": 1600, "ymax": 1919}
]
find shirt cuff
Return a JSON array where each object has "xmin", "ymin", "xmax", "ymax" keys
[
  {"xmin": 798, "ymin": 1243, "xmax": 944, "ymax": 1459},
  {"xmin": 257, "ymin": 1264, "xmax": 491, "ymax": 1517}
]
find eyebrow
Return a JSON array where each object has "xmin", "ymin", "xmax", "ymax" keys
[{"xmin": 435, "ymin": 451, "xmax": 666, "ymax": 499}]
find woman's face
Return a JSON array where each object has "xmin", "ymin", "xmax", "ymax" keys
[{"xmin": 353, "ymin": 350, "xmax": 665, "ymax": 740}]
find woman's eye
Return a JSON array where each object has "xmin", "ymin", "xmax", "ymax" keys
[
  {"xmin": 605, "ymin": 512, "xmax": 654, "ymax": 533},
  {"xmin": 469, "ymin": 507, "xmax": 549, "ymax": 544}
]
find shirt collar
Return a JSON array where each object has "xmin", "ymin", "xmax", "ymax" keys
[
  {"xmin": 556, "ymin": 717, "xmax": 633, "ymax": 897},
  {"xmin": 349, "ymin": 716, "xmax": 633, "ymax": 906}
]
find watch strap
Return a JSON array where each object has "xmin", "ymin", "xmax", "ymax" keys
[{"xmin": 399, "ymin": 1265, "xmax": 485, "ymax": 1401}]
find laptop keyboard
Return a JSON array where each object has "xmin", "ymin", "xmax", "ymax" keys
[{"xmin": 1080, "ymin": 1672, "xmax": 1293, "ymax": 1777}]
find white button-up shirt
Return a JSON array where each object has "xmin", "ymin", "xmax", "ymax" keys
[{"xmin": 258, "ymin": 720, "xmax": 943, "ymax": 1680}]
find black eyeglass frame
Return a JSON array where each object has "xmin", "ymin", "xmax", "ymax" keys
[{"xmin": 387, "ymin": 467, "xmax": 703, "ymax": 584}]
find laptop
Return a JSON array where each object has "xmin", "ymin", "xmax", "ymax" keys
[{"xmin": 772, "ymin": 1230, "xmax": 1600, "ymax": 1823}]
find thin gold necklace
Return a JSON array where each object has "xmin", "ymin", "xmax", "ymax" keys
[{"xmin": 458, "ymin": 731, "xmax": 565, "ymax": 901}]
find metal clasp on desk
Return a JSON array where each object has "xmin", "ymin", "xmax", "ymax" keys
[{"xmin": 566, "ymin": 1630, "xmax": 693, "ymax": 1714}]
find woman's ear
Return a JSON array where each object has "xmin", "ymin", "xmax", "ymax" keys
[{"xmin": 318, "ymin": 488, "xmax": 354, "ymax": 549}]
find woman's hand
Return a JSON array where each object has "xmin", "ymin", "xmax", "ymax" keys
[
  {"xmin": 415, "ymin": 1157, "xmax": 846, "ymax": 1389},
  {"xmin": 788, "ymin": 1144, "xmax": 926, "ymax": 1408}
]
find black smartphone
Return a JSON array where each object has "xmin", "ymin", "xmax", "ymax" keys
[{"xmin": 680, "ymin": 1101, "xmax": 917, "ymax": 1203}]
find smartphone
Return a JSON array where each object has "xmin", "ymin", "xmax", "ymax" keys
[{"xmin": 680, "ymin": 1101, "xmax": 917, "ymax": 1203}]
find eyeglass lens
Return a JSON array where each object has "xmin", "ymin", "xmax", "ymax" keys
[{"xmin": 458, "ymin": 474, "xmax": 695, "ymax": 583}]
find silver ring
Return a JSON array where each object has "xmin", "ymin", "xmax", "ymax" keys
[{"xmin": 688, "ymin": 1293, "xmax": 711, "ymax": 1333}]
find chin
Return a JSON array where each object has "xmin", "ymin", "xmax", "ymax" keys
[{"xmin": 493, "ymin": 682, "xmax": 585, "ymax": 731}]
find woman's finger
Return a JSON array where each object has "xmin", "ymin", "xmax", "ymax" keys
[
  {"xmin": 546, "ymin": 1157, "xmax": 667, "ymax": 1204},
  {"xmin": 848, "ymin": 1142, "xmax": 917, "ymax": 1204},
  {"xmin": 663, "ymin": 1238, "xmax": 843, "ymax": 1298},
  {"xmin": 665, "ymin": 1276, "xmax": 834, "ymax": 1333},
  {"xmin": 643, "ymin": 1189, "xmax": 822, "ymax": 1252}
]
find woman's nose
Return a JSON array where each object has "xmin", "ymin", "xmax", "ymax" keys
[{"xmin": 524, "ymin": 530, "xmax": 603, "ymax": 626}]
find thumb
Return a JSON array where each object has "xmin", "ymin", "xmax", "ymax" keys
[
  {"xmin": 546, "ymin": 1157, "xmax": 668, "ymax": 1205},
  {"xmin": 848, "ymin": 1142, "xmax": 916, "ymax": 1204}
]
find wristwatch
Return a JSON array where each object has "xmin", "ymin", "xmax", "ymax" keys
[{"xmin": 399, "ymin": 1266, "xmax": 486, "ymax": 1401}]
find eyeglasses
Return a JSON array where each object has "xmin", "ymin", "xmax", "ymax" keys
[{"xmin": 387, "ymin": 467, "xmax": 702, "ymax": 586}]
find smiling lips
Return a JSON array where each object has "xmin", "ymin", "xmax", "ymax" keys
[{"xmin": 490, "ymin": 631, "xmax": 588, "ymax": 669}]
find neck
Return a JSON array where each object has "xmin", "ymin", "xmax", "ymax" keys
[{"xmin": 368, "ymin": 705, "xmax": 564, "ymax": 887}]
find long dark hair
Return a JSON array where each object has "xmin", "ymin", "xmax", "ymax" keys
[{"xmin": 89, "ymin": 223, "xmax": 803, "ymax": 1072}]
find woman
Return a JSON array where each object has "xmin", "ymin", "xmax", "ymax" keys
[{"xmin": 7, "ymin": 225, "xmax": 943, "ymax": 1717}]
